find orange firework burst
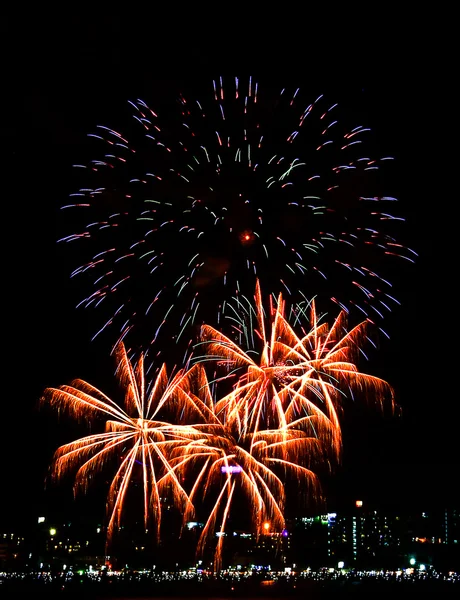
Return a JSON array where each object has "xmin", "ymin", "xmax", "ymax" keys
[
  {"xmin": 167, "ymin": 363, "xmax": 321, "ymax": 571},
  {"xmin": 41, "ymin": 342, "xmax": 203, "ymax": 547},
  {"xmin": 198, "ymin": 279, "xmax": 395, "ymax": 459}
]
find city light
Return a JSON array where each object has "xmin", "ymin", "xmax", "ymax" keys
[{"xmin": 220, "ymin": 465, "xmax": 243, "ymax": 474}]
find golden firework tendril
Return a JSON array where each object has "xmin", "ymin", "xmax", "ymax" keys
[
  {"xmin": 41, "ymin": 343, "xmax": 203, "ymax": 546},
  {"xmin": 198, "ymin": 279, "xmax": 395, "ymax": 459}
]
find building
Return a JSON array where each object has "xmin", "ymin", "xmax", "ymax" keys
[
  {"xmin": 0, "ymin": 504, "xmax": 458, "ymax": 572},
  {"xmin": 293, "ymin": 501, "xmax": 459, "ymax": 570}
]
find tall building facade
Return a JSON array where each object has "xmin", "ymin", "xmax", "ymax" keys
[{"xmin": 293, "ymin": 501, "xmax": 459, "ymax": 570}]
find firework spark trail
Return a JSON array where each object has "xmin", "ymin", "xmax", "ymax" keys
[{"xmin": 59, "ymin": 77, "xmax": 416, "ymax": 365}]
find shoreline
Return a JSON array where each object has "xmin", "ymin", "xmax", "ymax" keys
[{"xmin": 1, "ymin": 575, "xmax": 459, "ymax": 598}]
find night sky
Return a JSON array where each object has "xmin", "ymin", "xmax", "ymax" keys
[{"xmin": 3, "ymin": 14, "xmax": 456, "ymax": 532}]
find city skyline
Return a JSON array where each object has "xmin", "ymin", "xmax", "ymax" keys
[{"xmin": 2, "ymin": 501, "xmax": 459, "ymax": 574}]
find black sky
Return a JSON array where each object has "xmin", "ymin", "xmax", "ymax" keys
[{"xmin": 3, "ymin": 14, "xmax": 456, "ymax": 530}]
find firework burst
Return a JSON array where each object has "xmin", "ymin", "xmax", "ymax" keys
[
  {"xmin": 59, "ymin": 77, "xmax": 416, "ymax": 365},
  {"xmin": 155, "ymin": 361, "xmax": 322, "ymax": 571},
  {"xmin": 197, "ymin": 279, "xmax": 395, "ymax": 459},
  {"xmin": 41, "ymin": 342, "xmax": 202, "ymax": 547}
]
